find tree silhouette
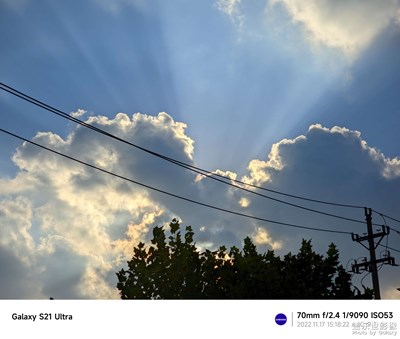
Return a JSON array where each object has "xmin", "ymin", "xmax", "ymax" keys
[{"xmin": 116, "ymin": 219, "xmax": 372, "ymax": 299}]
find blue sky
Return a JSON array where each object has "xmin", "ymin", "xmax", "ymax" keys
[{"xmin": 0, "ymin": 0, "xmax": 400, "ymax": 299}]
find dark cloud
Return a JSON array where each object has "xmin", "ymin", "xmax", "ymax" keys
[{"xmin": 239, "ymin": 124, "xmax": 400, "ymax": 297}]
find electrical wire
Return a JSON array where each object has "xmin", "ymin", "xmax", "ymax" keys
[
  {"xmin": 376, "ymin": 243, "xmax": 400, "ymax": 255},
  {"xmin": 0, "ymin": 82, "xmax": 369, "ymax": 222},
  {"xmin": 381, "ymin": 214, "xmax": 390, "ymax": 252},
  {"xmin": 0, "ymin": 127, "xmax": 355, "ymax": 236},
  {"xmin": 372, "ymin": 209, "xmax": 400, "ymax": 235},
  {"xmin": 377, "ymin": 263, "xmax": 385, "ymax": 272},
  {"xmin": 360, "ymin": 270, "xmax": 371, "ymax": 287},
  {"xmin": 372, "ymin": 209, "xmax": 400, "ymax": 224}
]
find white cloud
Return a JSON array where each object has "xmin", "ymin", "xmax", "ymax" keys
[
  {"xmin": 242, "ymin": 124, "xmax": 400, "ymax": 191},
  {"xmin": 70, "ymin": 109, "xmax": 87, "ymax": 118},
  {"xmin": 216, "ymin": 0, "xmax": 241, "ymax": 15},
  {"xmin": 215, "ymin": 0, "xmax": 245, "ymax": 29},
  {"xmin": 383, "ymin": 158, "xmax": 400, "ymax": 179},
  {"xmin": 0, "ymin": 111, "xmax": 399, "ymax": 298},
  {"xmin": 79, "ymin": 265, "xmax": 119, "ymax": 299},
  {"xmin": 112, "ymin": 209, "xmax": 164, "ymax": 259},
  {"xmin": 242, "ymin": 135, "xmax": 305, "ymax": 186},
  {"xmin": 269, "ymin": 0, "xmax": 400, "ymax": 57},
  {"xmin": 0, "ymin": 197, "xmax": 35, "ymax": 264},
  {"xmin": 238, "ymin": 197, "xmax": 250, "ymax": 208},
  {"xmin": 252, "ymin": 227, "xmax": 282, "ymax": 250},
  {"xmin": 0, "ymin": 111, "xmax": 195, "ymax": 298},
  {"xmin": 238, "ymin": 125, "xmax": 400, "ymax": 297},
  {"xmin": 216, "ymin": 0, "xmax": 400, "ymax": 59},
  {"xmin": 196, "ymin": 169, "xmax": 237, "ymax": 183}
]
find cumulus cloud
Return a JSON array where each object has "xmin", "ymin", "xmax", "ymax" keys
[
  {"xmin": 269, "ymin": 0, "xmax": 400, "ymax": 57},
  {"xmin": 0, "ymin": 197, "xmax": 35, "ymax": 264},
  {"xmin": 241, "ymin": 124, "xmax": 400, "ymax": 209},
  {"xmin": 242, "ymin": 136, "xmax": 303, "ymax": 186},
  {"xmin": 0, "ymin": 111, "xmax": 399, "ymax": 299},
  {"xmin": 237, "ymin": 123, "xmax": 400, "ymax": 298},
  {"xmin": 0, "ymin": 112, "xmax": 195, "ymax": 298}
]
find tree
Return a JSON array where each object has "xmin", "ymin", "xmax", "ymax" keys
[{"xmin": 116, "ymin": 219, "xmax": 372, "ymax": 299}]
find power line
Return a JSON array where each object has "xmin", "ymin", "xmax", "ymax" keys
[
  {"xmin": 376, "ymin": 243, "xmax": 400, "ymax": 255},
  {"xmin": 360, "ymin": 270, "xmax": 371, "ymax": 286},
  {"xmin": 385, "ymin": 246, "xmax": 400, "ymax": 255},
  {"xmin": 376, "ymin": 213, "xmax": 400, "ymax": 256},
  {"xmin": 375, "ymin": 213, "xmax": 398, "ymax": 255},
  {"xmin": 0, "ymin": 82, "xmax": 369, "ymax": 227},
  {"xmin": 379, "ymin": 213, "xmax": 400, "ymax": 225},
  {"xmin": 0, "ymin": 82, "xmax": 363, "ymax": 210},
  {"xmin": 372, "ymin": 209, "xmax": 400, "ymax": 235},
  {"xmin": 351, "ymin": 209, "xmax": 398, "ymax": 299},
  {"xmin": 0, "ymin": 127, "xmax": 354, "ymax": 236}
]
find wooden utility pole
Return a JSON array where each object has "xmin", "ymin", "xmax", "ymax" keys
[
  {"xmin": 351, "ymin": 207, "xmax": 396, "ymax": 299},
  {"xmin": 365, "ymin": 208, "xmax": 381, "ymax": 299}
]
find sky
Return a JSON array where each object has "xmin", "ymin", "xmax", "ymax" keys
[{"xmin": 0, "ymin": 0, "xmax": 399, "ymax": 299}]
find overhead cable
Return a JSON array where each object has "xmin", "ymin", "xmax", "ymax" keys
[
  {"xmin": 372, "ymin": 209, "xmax": 400, "ymax": 235},
  {"xmin": 0, "ymin": 127, "xmax": 354, "ymax": 236},
  {"xmin": 0, "ymin": 82, "xmax": 371, "ymax": 228}
]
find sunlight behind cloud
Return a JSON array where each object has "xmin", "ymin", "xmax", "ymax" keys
[
  {"xmin": 216, "ymin": 0, "xmax": 400, "ymax": 61},
  {"xmin": 239, "ymin": 197, "xmax": 250, "ymax": 208},
  {"xmin": 0, "ymin": 111, "xmax": 194, "ymax": 298},
  {"xmin": 0, "ymin": 112, "xmax": 399, "ymax": 298},
  {"xmin": 252, "ymin": 227, "xmax": 282, "ymax": 250},
  {"xmin": 269, "ymin": 0, "xmax": 400, "ymax": 58},
  {"xmin": 1, "ymin": 0, "xmax": 399, "ymax": 300}
]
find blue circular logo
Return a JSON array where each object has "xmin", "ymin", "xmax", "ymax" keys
[{"xmin": 275, "ymin": 313, "xmax": 287, "ymax": 326}]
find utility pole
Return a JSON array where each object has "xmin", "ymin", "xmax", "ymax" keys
[
  {"xmin": 365, "ymin": 208, "xmax": 381, "ymax": 299},
  {"xmin": 351, "ymin": 207, "xmax": 396, "ymax": 299}
]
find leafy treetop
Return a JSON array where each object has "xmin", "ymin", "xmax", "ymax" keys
[{"xmin": 116, "ymin": 219, "xmax": 372, "ymax": 299}]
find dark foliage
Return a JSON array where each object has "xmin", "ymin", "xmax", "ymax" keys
[{"xmin": 116, "ymin": 219, "xmax": 372, "ymax": 299}]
